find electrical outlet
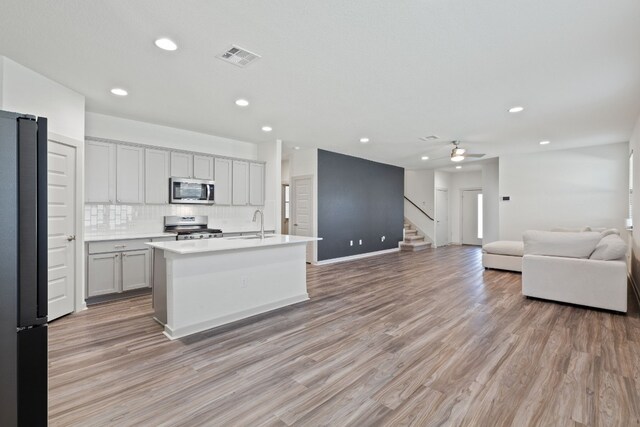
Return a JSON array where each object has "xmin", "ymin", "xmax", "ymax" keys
[
  {"xmin": 381, "ymin": 236, "xmax": 385, "ymax": 242},
  {"xmin": 241, "ymin": 276, "xmax": 248, "ymax": 288},
  {"xmin": 359, "ymin": 239, "xmax": 362, "ymax": 245},
  {"xmin": 350, "ymin": 240, "xmax": 353, "ymax": 246}
]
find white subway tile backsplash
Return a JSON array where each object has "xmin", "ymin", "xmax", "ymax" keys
[{"xmin": 84, "ymin": 203, "xmax": 262, "ymax": 234}]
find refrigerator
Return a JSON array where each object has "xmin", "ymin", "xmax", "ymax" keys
[{"xmin": 0, "ymin": 110, "xmax": 48, "ymax": 426}]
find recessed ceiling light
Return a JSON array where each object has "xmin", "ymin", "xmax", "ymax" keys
[
  {"xmin": 539, "ymin": 140, "xmax": 551, "ymax": 145},
  {"xmin": 261, "ymin": 126, "xmax": 273, "ymax": 132},
  {"xmin": 154, "ymin": 38, "xmax": 178, "ymax": 51},
  {"xmin": 110, "ymin": 88, "xmax": 128, "ymax": 96},
  {"xmin": 293, "ymin": 146, "xmax": 300, "ymax": 150},
  {"xmin": 456, "ymin": 166, "xmax": 462, "ymax": 169},
  {"xmin": 421, "ymin": 156, "xmax": 429, "ymax": 160},
  {"xmin": 235, "ymin": 99, "xmax": 250, "ymax": 107},
  {"xmin": 360, "ymin": 137, "xmax": 370, "ymax": 143},
  {"xmin": 508, "ymin": 106, "xmax": 524, "ymax": 113}
]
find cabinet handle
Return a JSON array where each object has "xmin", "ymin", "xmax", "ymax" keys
[
  {"xmin": 66, "ymin": 235, "xmax": 76, "ymax": 241},
  {"xmin": 115, "ymin": 254, "xmax": 119, "ymax": 258},
  {"xmin": 114, "ymin": 245, "xmax": 126, "ymax": 249}
]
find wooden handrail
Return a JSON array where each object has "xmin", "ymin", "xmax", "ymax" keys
[{"xmin": 404, "ymin": 196, "xmax": 434, "ymax": 221}]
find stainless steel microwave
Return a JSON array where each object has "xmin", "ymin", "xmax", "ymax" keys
[{"xmin": 169, "ymin": 177, "xmax": 215, "ymax": 204}]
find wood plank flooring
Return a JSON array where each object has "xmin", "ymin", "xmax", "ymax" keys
[{"xmin": 48, "ymin": 246, "xmax": 640, "ymax": 426}]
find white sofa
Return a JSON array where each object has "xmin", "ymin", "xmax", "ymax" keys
[
  {"xmin": 482, "ymin": 241, "xmax": 524, "ymax": 272},
  {"xmin": 521, "ymin": 230, "xmax": 628, "ymax": 312}
]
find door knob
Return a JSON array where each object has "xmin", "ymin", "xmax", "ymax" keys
[
  {"xmin": 294, "ymin": 224, "xmax": 299, "ymax": 226},
  {"xmin": 67, "ymin": 235, "xmax": 76, "ymax": 241}
]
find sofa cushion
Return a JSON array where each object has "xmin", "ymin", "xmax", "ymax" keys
[
  {"xmin": 523, "ymin": 230, "xmax": 601, "ymax": 258},
  {"xmin": 550, "ymin": 227, "xmax": 591, "ymax": 232},
  {"xmin": 600, "ymin": 228, "xmax": 620, "ymax": 238},
  {"xmin": 590, "ymin": 234, "xmax": 627, "ymax": 261},
  {"xmin": 482, "ymin": 241, "xmax": 524, "ymax": 257}
]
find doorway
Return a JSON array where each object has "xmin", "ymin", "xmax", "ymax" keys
[
  {"xmin": 281, "ymin": 184, "xmax": 290, "ymax": 234},
  {"xmin": 291, "ymin": 176, "xmax": 314, "ymax": 262},
  {"xmin": 436, "ymin": 188, "xmax": 449, "ymax": 247},
  {"xmin": 461, "ymin": 189, "xmax": 483, "ymax": 246},
  {"xmin": 47, "ymin": 140, "xmax": 77, "ymax": 320}
]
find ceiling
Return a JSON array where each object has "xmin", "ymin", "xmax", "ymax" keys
[{"xmin": 1, "ymin": 0, "xmax": 639, "ymax": 169}]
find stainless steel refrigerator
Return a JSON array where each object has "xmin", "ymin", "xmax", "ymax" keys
[{"xmin": 0, "ymin": 110, "xmax": 48, "ymax": 426}]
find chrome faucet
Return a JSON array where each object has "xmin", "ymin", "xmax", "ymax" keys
[{"xmin": 252, "ymin": 209, "xmax": 265, "ymax": 239}]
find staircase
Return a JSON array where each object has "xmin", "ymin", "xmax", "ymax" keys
[{"xmin": 400, "ymin": 222, "xmax": 431, "ymax": 251}]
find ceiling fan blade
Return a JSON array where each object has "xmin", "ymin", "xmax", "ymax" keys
[{"xmin": 465, "ymin": 153, "xmax": 486, "ymax": 158}]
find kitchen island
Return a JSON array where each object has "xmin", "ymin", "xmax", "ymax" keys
[{"xmin": 146, "ymin": 234, "xmax": 319, "ymax": 339}]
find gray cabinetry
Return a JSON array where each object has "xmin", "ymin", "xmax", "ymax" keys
[
  {"xmin": 86, "ymin": 239, "xmax": 151, "ymax": 298},
  {"xmin": 232, "ymin": 160, "xmax": 249, "ymax": 205},
  {"xmin": 214, "ymin": 158, "xmax": 232, "ymax": 205},
  {"xmin": 145, "ymin": 148, "xmax": 170, "ymax": 204},
  {"xmin": 249, "ymin": 162, "xmax": 265, "ymax": 206},
  {"xmin": 193, "ymin": 155, "xmax": 214, "ymax": 180},
  {"xmin": 170, "ymin": 152, "xmax": 193, "ymax": 178},
  {"xmin": 85, "ymin": 141, "xmax": 116, "ymax": 203},
  {"xmin": 116, "ymin": 145, "xmax": 145, "ymax": 203}
]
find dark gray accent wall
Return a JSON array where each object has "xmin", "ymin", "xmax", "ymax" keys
[{"xmin": 317, "ymin": 149, "xmax": 404, "ymax": 261}]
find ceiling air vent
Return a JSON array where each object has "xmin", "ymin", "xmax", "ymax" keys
[
  {"xmin": 217, "ymin": 45, "xmax": 261, "ymax": 68},
  {"xmin": 419, "ymin": 135, "xmax": 439, "ymax": 142}
]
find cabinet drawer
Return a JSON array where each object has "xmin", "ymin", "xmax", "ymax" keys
[{"xmin": 88, "ymin": 239, "xmax": 151, "ymax": 254}]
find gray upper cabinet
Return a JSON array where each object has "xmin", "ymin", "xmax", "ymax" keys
[
  {"xmin": 232, "ymin": 160, "xmax": 250, "ymax": 205},
  {"xmin": 116, "ymin": 145, "xmax": 145, "ymax": 204},
  {"xmin": 85, "ymin": 141, "xmax": 116, "ymax": 203},
  {"xmin": 214, "ymin": 158, "xmax": 232, "ymax": 205},
  {"xmin": 145, "ymin": 148, "xmax": 170, "ymax": 204},
  {"xmin": 170, "ymin": 152, "xmax": 193, "ymax": 178},
  {"xmin": 249, "ymin": 162, "xmax": 265, "ymax": 206},
  {"xmin": 193, "ymin": 155, "xmax": 214, "ymax": 180}
]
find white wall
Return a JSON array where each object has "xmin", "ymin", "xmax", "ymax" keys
[
  {"xmin": 450, "ymin": 171, "xmax": 483, "ymax": 244},
  {"xmin": 499, "ymin": 142, "xmax": 628, "ymax": 240},
  {"xmin": 628, "ymin": 114, "xmax": 640, "ymax": 295},
  {"xmin": 404, "ymin": 169, "xmax": 435, "ymax": 242},
  {"xmin": 289, "ymin": 148, "xmax": 318, "ymax": 262},
  {"xmin": 86, "ymin": 112, "xmax": 257, "ymax": 160},
  {"xmin": 434, "ymin": 171, "xmax": 452, "ymax": 246},
  {"xmin": 1, "ymin": 56, "xmax": 85, "ymax": 140},
  {"xmin": 257, "ymin": 140, "xmax": 282, "ymax": 233},
  {"xmin": 281, "ymin": 159, "xmax": 291, "ymax": 184},
  {"xmin": 481, "ymin": 158, "xmax": 500, "ymax": 245}
]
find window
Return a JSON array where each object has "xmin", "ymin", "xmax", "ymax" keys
[{"xmin": 477, "ymin": 194, "xmax": 483, "ymax": 239}]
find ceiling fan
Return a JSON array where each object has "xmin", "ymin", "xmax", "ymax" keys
[{"xmin": 448, "ymin": 141, "xmax": 485, "ymax": 162}]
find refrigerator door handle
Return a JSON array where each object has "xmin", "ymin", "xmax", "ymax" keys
[{"xmin": 36, "ymin": 117, "xmax": 48, "ymax": 320}]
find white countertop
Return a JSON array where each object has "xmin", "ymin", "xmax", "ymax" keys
[
  {"xmin": 84, "ymin": 231, "xmax": 177, "ymax": 242},
  {"xmin": 146, "ymin": 234, "xmax": 320, "ymax": 255}
]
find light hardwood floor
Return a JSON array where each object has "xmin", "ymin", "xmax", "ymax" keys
[{"xmin": 49, "ymin": 246, "xmax": 640, "ymax": 426}]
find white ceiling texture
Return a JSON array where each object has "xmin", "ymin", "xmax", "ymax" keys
[{"xmin": 1, "ymin": 0, "xmax": 639, "ymax": 169}]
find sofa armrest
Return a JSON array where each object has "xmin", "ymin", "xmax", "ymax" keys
[{"xmin": 522, "ymin": 255, "xmax": 627, "ymax": 312}]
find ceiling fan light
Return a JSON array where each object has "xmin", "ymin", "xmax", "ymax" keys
[
  {"xmin": 452, "ymin": 147, "xmax": 466, "ymax": 156},
  {"xmin": 451, "ymin": 155, "xmax": 465, "ymax": 162}
]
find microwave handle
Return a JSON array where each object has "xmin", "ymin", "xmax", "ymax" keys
[{"xmin": 206, "ymin": 184, "xmax": 211, "ymax": 201}]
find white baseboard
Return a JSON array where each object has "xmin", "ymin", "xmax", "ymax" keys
[
  {"xmin": 313, "ymin": 248, "xmax": 400, "ymax": 266},
  {"xmin": 163, "ymin": 293, "xmax": 310, "ymax": 340}
]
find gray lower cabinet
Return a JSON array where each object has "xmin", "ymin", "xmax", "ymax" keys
[
  {"xmin": 86, "ymin": 239, "xmax": 152, "ymax": 298},
  {"xmin": 87, "ymin": 253, "xmax": 120, "ymax": 297}
]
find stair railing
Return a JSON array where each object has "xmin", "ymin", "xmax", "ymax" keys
[{"xmin": 404, "ymin": 196, "xmax": 434, "ymax": 222}]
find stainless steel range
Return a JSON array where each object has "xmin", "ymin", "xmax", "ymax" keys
[{"xmin": 164, "ymin": 216, "xmax": 223, "ymax": 240}]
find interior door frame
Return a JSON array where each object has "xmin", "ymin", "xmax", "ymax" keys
[
  {"xmin": 435, "ymin": 187, "xmax": 450, "ymax": 248},
  {"xmin": 460, "ymin": 187, "xmax": 482, "ymax": 246},
  {"xmin": 290, "ymin": 174, "xmax": 315, "ymax": 263},
  {"xmin": 49, "ymin": 132, "xmax": 86, "ymax": 315}
]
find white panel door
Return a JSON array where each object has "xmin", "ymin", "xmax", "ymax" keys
[
  {"xmin": 436, "ymin": 189, "xmax": 449, "ymax": 247},
  {"xmin": 193, "ymin": 155, "xmax": 214, "ymax": 180},
  {"xmin": 292, "ymin": 176, "xmax": 313, "ymax": 262},
  {"xmin": 214, "ymin": 158, "xmax": 232, "ymax": 205},
  {"xmin": 171, "ymin": 152, "xmax": 193, "ymax": 178},
  {"xmin": 232, "ymin": 160, "xmax": 249, "ymax": 205},
  {"xmin": 116, "ymin": 145, "xmax": 144, "ymax": 203},
  {"xmin": 145, "ymin": 148, "xmax": 170, "ymax": 204},
  {"xmin": 249, "ymin": 162, "xmax": 265, "ymax": 206},
  {"xmin": 122, "ymin": 250, "xmax": 150, "ymax": 291},
  {"xmin": 461, "ymin": 189, "xmax": 483, "ymax": 246},
  {"xmin": 85, "ymin": 141, "xmax": 115, "ymax": 203},
  {"xmin": 47, "ymin": 141, "xmax": 76, "ymax": 321}
]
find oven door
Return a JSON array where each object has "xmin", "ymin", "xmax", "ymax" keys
[{"xmin": 170, "ymin": 178, "xmax": 215, "ymax": 204}]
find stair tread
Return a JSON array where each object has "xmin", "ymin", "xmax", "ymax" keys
[{"xmin": 405, "ymin": 235, "xmax": 422, "ymax": 241}]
